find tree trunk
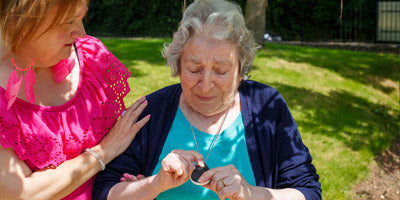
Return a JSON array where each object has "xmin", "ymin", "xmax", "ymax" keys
[{"xmin": 245, "ymin": 0, "xmax": 268, "ymax": 45}]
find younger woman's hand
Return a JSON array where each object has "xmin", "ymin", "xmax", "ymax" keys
[
  {"xmin": 120, "ymin": 173, "xmax": 145, "ymax": 182},
  {"xmin": 98, "ymin": 96, "xmax": 150, "ymax": 164}
]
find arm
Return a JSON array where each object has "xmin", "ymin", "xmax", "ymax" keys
[
  {"xmin": 0, "ymin": 145, "xmax": 106, "ymax": 200},
  {"xmin": 104, "ymin": 150, "xmax": 205, "ymax": 200},
  {"xmin": 239, "ymin": 81, "xmax": 321, "ymax": 199},
  {"xmin": 0, "ymin": 97, "xmax": 149, "ymax": 200},
  {"xmin": 250, "ymin": 188, "xmax": 304, "ymax": 200},
  {"xmin": 107, "ymin": 175, "xmax": 162, "ymax": 200},
  {"xmin": 274, "ymin": 97, "xmax": 321, "ymax": 199}
]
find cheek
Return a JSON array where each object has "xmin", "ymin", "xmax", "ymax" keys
[
  {"xmin": 220, "ymin": 76, "xmax": 240, "ymax": 96},
  {"xmin": 180, "ymin": 72, "xmax": 197, "ymax": 89}
]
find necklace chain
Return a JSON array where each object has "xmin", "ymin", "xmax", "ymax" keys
[{"xmin": 189, "ymin": 103, "xmax": 232, "ymax": 163}]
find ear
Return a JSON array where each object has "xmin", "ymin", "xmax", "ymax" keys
[{"xmin": 176, "ymin": 59, "xmax": 182, "ymax": 77}]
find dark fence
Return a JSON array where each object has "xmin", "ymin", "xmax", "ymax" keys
[
  {"xmin": 85, "ymin": 0, "xmax": 398, "ymax": 43},
  {"xmin": 265, "ymin": 0, "xmax": 378, "ymax": 42}
]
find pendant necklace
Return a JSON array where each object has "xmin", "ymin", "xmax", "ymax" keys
[{"xmin": 189, "ymin": 103, "xmax": 232, "ymax": 185}]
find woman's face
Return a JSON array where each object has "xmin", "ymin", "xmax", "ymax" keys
[
  {"xmin": 179, "ymin": 34, "xmax": 242, "ymax": 117},
  {"xmin": 23, "ymin": 1, "xmax": 88, "ymax": 68}
]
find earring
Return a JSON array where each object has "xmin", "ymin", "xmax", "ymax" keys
[
  {"xmin": 52, "ymin": 52, "xmax": 75, "ymax": 83},
  {"xmin": 5, "ymin": 58, "xmax": 35, "ymax": 110}
]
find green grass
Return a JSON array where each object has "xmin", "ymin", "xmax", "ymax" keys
[{"xmin": 101, "ymin": 38, "xmax": 399, "ymax": 200}]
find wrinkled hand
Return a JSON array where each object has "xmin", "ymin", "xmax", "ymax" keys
[
  {"xmin": 156, "ymin": 150, "xmax": 205, "ymax": 192},
  {"xmin": 99, "ymin": 96, "xmax": 149, "ymax": 163},
  {"xmin": 200, "ymin": 165, "xmax": 254, "ymax": 200}
]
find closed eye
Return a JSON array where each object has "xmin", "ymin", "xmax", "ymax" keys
[
  {"xmin": 189, "ymin": 69, "xmax": 201, "ymax": 74},
  {"xmin": 216, "ymin": 70, "xmax": 228, "ymax": 75}
]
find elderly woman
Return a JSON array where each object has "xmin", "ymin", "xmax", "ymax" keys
[
  {"xmin": 93, "ymin": 0, "xmax": 321, "ymax": 199},
  {"xmin": 0, "ymin": 0, "xmax": 148, "ymax": 199}
]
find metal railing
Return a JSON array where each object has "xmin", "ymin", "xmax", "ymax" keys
[{"xmin": 377, "ymin": 1, "xmax": 400, "ymax": 42}]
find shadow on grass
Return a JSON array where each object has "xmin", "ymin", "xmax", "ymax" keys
[
  {"xmin": 260, "ymin": 44, "xmax": 399, "ymax": 94},
  {"xmin": 101, "ymin": 38, "xmax": 169, "ymax": 77},
  {"xmin": 270, "ymin": 82, "xmax": 398, "ymax": 155}
]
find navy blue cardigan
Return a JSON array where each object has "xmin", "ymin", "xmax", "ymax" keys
[{"xmin": 93, "ymin": 80, "xmax": 321, "ymax": 199}]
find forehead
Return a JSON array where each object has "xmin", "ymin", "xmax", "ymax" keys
[
  {"xmin": 55, "ymin": 0, "xmax": 88, "ymax": 21},
  {"xmin": 43, "ymin": 1, "xmax": 87, "ymax": 24},
  {"xmin": 182, "ymin": 35, "xmax": 239, "ymax": 62}
]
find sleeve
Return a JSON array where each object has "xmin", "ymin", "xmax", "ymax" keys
[
  {"xmin": 274, "ymin": 97, "xmax": 322, "ymax": 200},
  {"xmin": 92, "ymin": 104, "xmax": 152, "ymax": 200},
  {"xmin": 76, "ymin": 35, "xmax": 131, "ymax": 123},
  {"xmin": 92, "ymin": 129, "xmax": 146, "ymax": 200}
]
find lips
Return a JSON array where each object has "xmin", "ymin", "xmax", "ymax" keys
[
  {"xmin": 195, "ymin": 95, "xmax": 215, "ymax": 102},
  {"xmin": 64, "ymin": 43, "xmax": 73, "ymax": 47}
]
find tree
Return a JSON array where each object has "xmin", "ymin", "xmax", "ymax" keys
[{"xmin": 245, "ymin": 0, "xmax": 268, "ymax": 45}]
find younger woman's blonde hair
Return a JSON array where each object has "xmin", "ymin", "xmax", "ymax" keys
[{"xmin": 0, "ymin": 0, "xmax": 88, "ymax": 54}]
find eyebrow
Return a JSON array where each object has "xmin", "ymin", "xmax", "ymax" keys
[
  {"xmin": 183, "ymin": 57, "xmax": 201, "ymax": 64},
  {"xmin": 214, "ymin": 59, "xmax": 232, "ymax": 65}
]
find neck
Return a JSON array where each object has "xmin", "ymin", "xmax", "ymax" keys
[{"xmin": 179, "ymin": 93, "xmax": 240, "ymax": 134}]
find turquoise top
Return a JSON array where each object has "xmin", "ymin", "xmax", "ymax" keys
[{"xmin": 152, "ymin": 107, "xmax": 256, "ymax": 200}]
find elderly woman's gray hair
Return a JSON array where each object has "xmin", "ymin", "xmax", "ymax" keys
[{"xmin": 162, "ymin": 0, "xmax": 258, "ymax": 80}]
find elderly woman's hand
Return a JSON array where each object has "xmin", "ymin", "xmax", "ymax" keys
[
  {"xmin": 199, "ymin": 164, "xmax": 254, "ymax": 200},
  {"xmin": 155, "ymin": 150, "xmax": 205, "ymax": 192}
]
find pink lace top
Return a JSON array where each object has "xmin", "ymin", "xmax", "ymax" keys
[{"xmin": 0, "ymin": 36, "xmax": 131, "ymax": 199}]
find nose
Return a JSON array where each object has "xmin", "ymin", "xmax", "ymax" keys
[
  {"xmin": 71, "ymin": 21, "xmax": 86, "ymax": 39},
  {"xmin": 198, "ymin": 71, "xmax": 215, "ymax": 93}
]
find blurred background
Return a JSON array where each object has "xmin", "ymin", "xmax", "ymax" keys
[{"xmin": 84, "ymin": 0, "xmax": 399, "ymax": 44}]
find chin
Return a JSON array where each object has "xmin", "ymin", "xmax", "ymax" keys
[
  {"xmin": 194, "ymin": 106, "xmax": 219, "ymax": 117},
  {"xmin": 62, "ymin": 47, "xmax": 73, "ymax": 57}
]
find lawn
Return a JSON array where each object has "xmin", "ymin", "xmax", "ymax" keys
[{"xmin": 101, "ymin": 38, "xmax": 399, "ymax": 200}]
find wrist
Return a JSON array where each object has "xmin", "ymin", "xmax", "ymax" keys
[
  {"xmin": 85, "ymin": 148, "xmax": 105, "ymax": 170},
  {"xmin": 145, "ymin": 175, "xmax": 164, "ymax": 196},
  {"xmin": 152, "ymin": 174, "xmax": 169, "ymax": 194},
  {"xmin": 251, "ymin": 186, "xmax": 274, "ymax": 200},
  {"xmin": 90, "ymin": 145, "xmax": 110, "ymax": 165}
]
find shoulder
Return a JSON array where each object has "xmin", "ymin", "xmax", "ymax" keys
[
  {"xmin": 75, "ymin": 35, "xmax": 106, "ymax": 51},
  {"xmin": 75, "ymin": 35, "xmax": 129, "ymax": 77},
  {"xmin": 239, "ymin": 80, "xmax": 284, "ymax": 105},
  {"xmin": 146, "ymin": 84, "xmax": 182, "ymax": 105},
  {"xmin": 239, "ymin": 80, "xmax": 292, "ymax": 124},
  {"xmin": 141, "ymin": 84, "xmax": 181, "ymax": 126},
  {"xmin": 240, "ymin": 80, "xmax": 278, "ymax": 94},
  {"xmin": 75, "ymin": 35, "xmax": 116, "ymax": 65}
]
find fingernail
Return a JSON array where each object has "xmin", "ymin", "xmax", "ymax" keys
[
  {"xmin": 120, "ymin": 178, "xmax": 125, "ymax": 182},
  {"xmin": 143, "ymin": 100, "xmax": 148, "ymax": 105},
  {"xmin": 145, "ymin": 114, "xmax": 151, "ymax": 119},
  {"xmin": 198, "ymin": 160, "xmax": 205, "ymax": 167},
  {"xmin": 141, "ymin": 96, "xmax": 146, "ymax": 101}
]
